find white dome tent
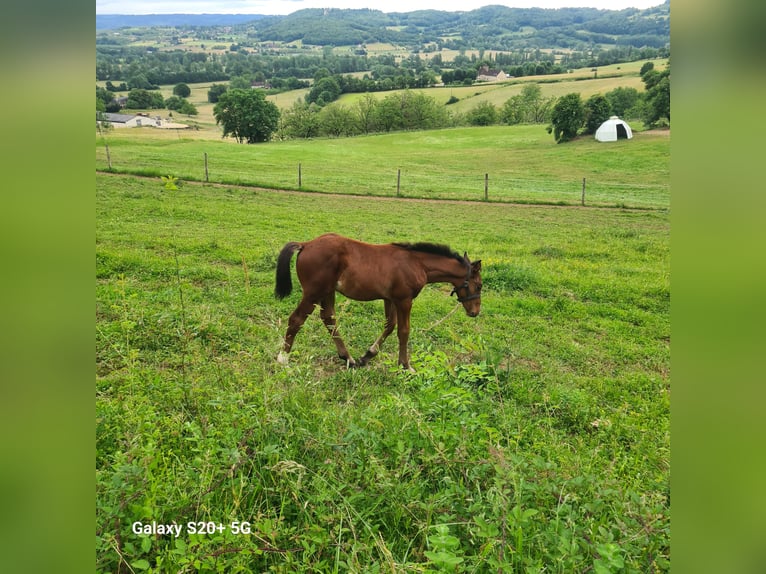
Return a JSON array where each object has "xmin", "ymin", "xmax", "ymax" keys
[{"xmin": 595, "ymin": 116, "xmax": 633, "ymax": 142}]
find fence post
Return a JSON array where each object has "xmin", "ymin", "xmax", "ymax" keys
[
  {"xmin": 298, "ymin": 163, "xmax": 302, "ymax": 188},
  {"xmin": 105, "ymin": 143, "xmax": 112, "ymax": 171},
  {"xmin": 397, "ymin": 169, "xmax": 401, "ymax": 197},
  {"xmin": 204, "ymin": 152, "xmax": 209, "ymax": 182},
  {"xmin": 484, "ymin": 173, "xmax": 489, "ymax": 201},
  {"xmin": 581, "ymin": 177, "xmax": 586, "ymax": 206}
]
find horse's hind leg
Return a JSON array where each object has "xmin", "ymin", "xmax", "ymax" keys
[
  {"xmin": 278, "ymin": 297, "xmax": 316, "ymax": 364},
  {"xmin": 319, "ymin": 293, "xmax": 355, "ymax": 367},
  {"xmin": 358, "ymin": 299, "xmax": 397, "ymax": 367}
]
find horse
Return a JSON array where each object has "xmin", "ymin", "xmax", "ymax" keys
[{"xmin": 274, "ymin": 233, "xmax": 482, "ymax": 371}]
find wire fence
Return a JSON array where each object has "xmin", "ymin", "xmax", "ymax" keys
[{"xmin": 96, "ymin": 142, "xmax": 669, "ymax": 210}]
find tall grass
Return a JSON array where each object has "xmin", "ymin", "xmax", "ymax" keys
[{"xmin": 97, "ymin": 173, "xmax": 669, "ymax": 572}]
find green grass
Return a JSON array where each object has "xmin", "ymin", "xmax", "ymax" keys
[
  {"xmin": 97, "ymin": 124, "xmax": 669, "ymax": 209},
  {"xmin": 97, "ymin": 173, "xmax": 669, "ymax": 572}
]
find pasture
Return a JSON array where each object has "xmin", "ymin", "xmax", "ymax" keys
[
  {"xmin": 96, "ymin": 124, "xmax": 669, "ymax": 209},
  {"xmin": 96, "ymin": 172, "xmax": 669, "ymax": 572}
]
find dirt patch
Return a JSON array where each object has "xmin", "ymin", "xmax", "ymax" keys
[{"xmin": 640, "ymin": 129, "xmax": 670, "ymax": 137}]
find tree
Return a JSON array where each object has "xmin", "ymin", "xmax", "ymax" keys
[
  {"xmin": 173, "ymin": 83, "xmax": 191, "ymax": 97},
  {"xmin": 164, "ymin": 95, "xmax": 186, "ymax": 111},
  {"xmin": 548, "ymin": 93, "xmax": 584, "ymax": 143},
  {"xmin": 583, "ymin": 94, "xmax": 612, "ymax": 134},
  {"xmin": 306, "ymin": 76, "xmax": 342, "ymax": 106},
  {"xmin": 96, "ymin": 86, "xmax": 114, "ymax": 107},
  {"xmin": 639, "ymin": 61, "xmax": 655, "ymax": 77},
  {"xmin": 319, "ymin": 104, "xmax": 357, "ymax": 137},
  {"xmin": 641, "ymin": 61, "xmax": 670, "ymax": 127},
  {"xmin": 605, "ymin": 86, "xmax": 640, "ymax": 118},
  {"xmin": 355, "ymin": 93, "xmax": 379, "ymax": 135},
  {"xmin": 229, "ymin": 76, "xmax": 253, "ymax": 90},
  {"xmin": 213, "ymin": 89, "xmax": 280, "ymax": 143},
  {"xmin": 207, "ymin": 83, "xmax": 228, "ymax": 103},
  {"xmin": 279, "ymin": 101, "xmax": 321, "ymax": 139},
  {"xmin": 501, "ymin": 83, "xmax": 554, "ymax": 124},
  {"xmin": 126, "ymin": 88, "xmax": 165, "ymax": 110}
]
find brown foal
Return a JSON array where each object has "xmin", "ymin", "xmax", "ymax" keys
[{"xmin": 274, "ymin": 233, "xmax": 482, "ymax": 370}]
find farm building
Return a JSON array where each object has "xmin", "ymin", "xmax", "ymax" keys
[
  {"xmin": 97, "ymin": 113, "xmax": 188, "ymax": 129},
  {"xmin": 595, "ymin": 116, "xmax": 633, "ymax": 142},
  {"xmin": 476, "ymin": 66, "xmax": 509, "ymax": 82}
]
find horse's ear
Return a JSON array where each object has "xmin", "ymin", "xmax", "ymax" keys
[
  {"xmin": 463, "ymin": 251, "xmax": 469, "ymax": 261},
  {"xmin": 472, "ymin": 260, "xmax": 482, "ymax": 272}
]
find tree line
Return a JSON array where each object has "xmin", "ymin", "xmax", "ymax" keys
[
  {"xmin": 96, "ymin": 41, "xmax": 667, "ymax": 96},
  {"xmin": 96, "ymin": 83, "xmax": 199, "ymax": 117}
]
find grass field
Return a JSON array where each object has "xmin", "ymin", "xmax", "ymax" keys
[
  {"xmin": 337, "ymin": 59, "xmax": 666, "ymax": 116},
  {"xmin": 96, "ymin": 124, "xmax": 669, "ymax": 209},
  {"xmin": 96, "ymin": 171, "xmax": 669, "ymax": 572}
]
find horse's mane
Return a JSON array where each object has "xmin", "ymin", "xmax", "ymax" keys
[{"xmin": 393, "ymin": 241, "xmax": 465, "ymax": 264}]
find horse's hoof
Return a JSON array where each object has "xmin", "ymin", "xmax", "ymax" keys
[{"xmin": 277, "ymin": 351, "xmax": 290, "ymax": 365}]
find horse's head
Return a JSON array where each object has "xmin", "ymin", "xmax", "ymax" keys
[{"xmin": 452, "ymin": 255, "xmax": 482, "ymax": 317}]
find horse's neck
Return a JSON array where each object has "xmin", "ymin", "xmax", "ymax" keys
[{"xmin": 419, "ymin": 254, "xmax": 466, "ymax": 285}]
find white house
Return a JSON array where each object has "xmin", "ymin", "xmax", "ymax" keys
[{"xmin": 98, "ymin": 113, "xmax": 188, "ymax": 129}]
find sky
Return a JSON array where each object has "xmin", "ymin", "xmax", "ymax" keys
[{"xmin": 96, "ymin": 0, "xmax": 666, "ymax": 16}]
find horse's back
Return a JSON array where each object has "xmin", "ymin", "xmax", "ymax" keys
[{"xmin": 294, "ymin": 235, "xmax": 391, "ymax": 300}]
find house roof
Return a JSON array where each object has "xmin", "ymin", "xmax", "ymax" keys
[{"xmin": 100, "ymin": 113, "xmax": 136, "ymax": 123}]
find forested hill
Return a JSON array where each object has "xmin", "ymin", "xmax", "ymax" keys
[
  {"xmin": 97, "ymin": 2, "xmax": 669, "ymax": 50},
  {"xmin": 96, "ymin": 14, "xmax": 265, "ymax": 29}
]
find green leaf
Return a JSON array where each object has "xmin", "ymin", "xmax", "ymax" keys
[{"xmin": 140, "ymin": 535, "xmax": 152, "ymax": 553}]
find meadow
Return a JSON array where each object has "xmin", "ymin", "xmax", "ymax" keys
[
  {"xmin": 96, "ymin": 169, "xmax": 669, "ymax": 572},
  {"xmin": 96, "ymin": 124, "xmax": 669, "ymax": 209}
]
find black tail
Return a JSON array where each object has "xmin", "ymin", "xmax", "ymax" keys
[{"xmin": 275, "ymin": 242, "xmax": 302, "ymax": 299}]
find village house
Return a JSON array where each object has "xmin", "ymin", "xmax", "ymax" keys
[{"xmin": 476, "ymin": 65, "xmax": 509, "ymax": 82}]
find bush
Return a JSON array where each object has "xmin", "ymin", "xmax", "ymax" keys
[{"xmin": 467, "ymin": 101, "xmax": 499, "ymax": 126}]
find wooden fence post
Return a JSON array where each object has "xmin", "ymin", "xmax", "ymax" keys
[
  {"xmin": 484, "ymin": 173, "xmax": 489, "ymax": 201},
  {"xmin": 105, "ymin": 143, "xmax": 112, "ymax": 171},
  {"xmin": 397, "ymin": 169, "xmax": 401, "ymax": 197},
  {"xmin": 298, "ymin": 163, "xmax": 302, "ymax": 188},
  {"xmin": 581, "ymin": 177, "xmax": 586, "ymax": 206},
  {"xmin": 204, "ymin": 152, "xmax": 209, "ymax": 182}
]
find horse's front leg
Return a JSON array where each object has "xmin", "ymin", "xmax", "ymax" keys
[
  {"xmin": 395, "ymin": 300, "xmax": 415, "ymax": 372},
  {"xmin": 358, "ymin": 299, "xmax": 396, "ymax": 367}
]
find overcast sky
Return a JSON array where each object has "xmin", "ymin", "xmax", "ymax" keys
[{"xmin": 96, "ymin": 0, "xmax": 666, "ymax": 16}]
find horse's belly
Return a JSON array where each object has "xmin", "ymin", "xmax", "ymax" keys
[{"xmin": 335, "ymin": 276, "xmax": 385, "ymax": 301}]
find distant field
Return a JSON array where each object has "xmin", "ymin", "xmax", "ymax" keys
[
  {"xmin": 99, "ymin": 58, "xmax": 667, "ymax": 129},
  {"xmin": 337, "ymin": 58, "xmax": 666, "ymax": 115}
]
